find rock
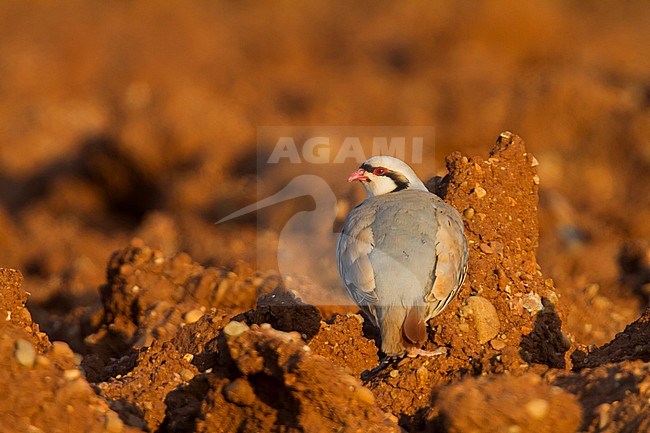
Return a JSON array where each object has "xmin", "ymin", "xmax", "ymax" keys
[
  {"xmin": 183, "ymin": 309, "xmax": 204, "ymax": 323},
  {"xmin": 490, "ymin": 339, "xmax": 507, "ymax": 350},
  {"xmin": 464, "ymin": 296, "xmax": 500, "ymax": 344},
  {"xmin": 63, "ymin": 369, "xmax": 82, "ymax": 381},
  {"xmin": 180, "ymin": 368, "xmax": 195, "ymax": 382},
  {"xmin": 14, "ymin": 339, "xmax": 36, "ymax": 367},
  {"xmin": 524, "ymin": 398, "xmax": 550, "ymax": 420},
  {"xmin": 479, "ymin": 243, "xmax": 494, "ymax": 254},
  {"xmin": 223, "ymin": 320, "xmax": 249, "ymax": 338},
  {"xmin": 521, "ymin": 292, "xmax": 544, "ymax": 315},
  {"xmin": 50, "ymin": 341, "xmax": 75, "ymax": 358}
]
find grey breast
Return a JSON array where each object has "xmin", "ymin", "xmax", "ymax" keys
[{"xmin": 337, "ymin": 189, "xmax": 468, "ymax": 325}]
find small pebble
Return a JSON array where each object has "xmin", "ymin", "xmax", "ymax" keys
[
  {"xmin": 499, "ymin": 131, "xmax": 513, "ymax": 140},
  {"xmin": 490, "ymin": 339, "xmax": 506, "ymax": 350},
  {"xmin": 14, "ymin": 339, "xmax": 36, "ymax": 367},
  {"xmin": 63, "ymin": 369, "xmax": 81, "ymax": 381},
  {"xmin": 183, "ymin": 309, "xmax": 203, "ymax": 324},
  {"xmin": 521, "ymin": 292, "xmax": 544, "ymax": 315},
  {"xmin": 465, "ymin": 296, "xmax": 500, "ymax": 344},
  {"xmin": 389, "ymin": 370, "xmax": 399, "ymax": 378},
  {"xmin": 348, "ymin": 313, "xmax": 364, "ymax": 324},
  {"xmin": 479, "ymin": 243, "xmax": 494, "ymax": 254},
  {"xmin": 223, "ymin": 321, "xmax": 249, "ymax": 338},
  {"xmin": 532, "ymin": 174, "xmax": 540, "ymax": 185},
  {"xmin": 51, "ymin": 341, "xmax": 74, "ymax": 358},
  {"xmin": 183, "ymin": 353, "xmax": 194, "ymax": 363},
  {"xmin": 180, "ymin": 369, "xmax": 195, "ymax": 382},
  {"xmin": 473, "ymin": 185, "xmax": 487, "ymax": 199},
  {"xmin": 524, "ymin": 398, "xmax": 549, "ymax": 420},
  {"xmin": 415, "ymin": 366, "xmax": 429, "ymax": 384},
  {"xmin": 463, "ymin": 207, "xmax": 475, "ymax": 219}
]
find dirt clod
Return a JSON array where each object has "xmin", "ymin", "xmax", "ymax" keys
[{"xmin": 436, "ymin": 373, "xmax": 581, "ymax": 433}]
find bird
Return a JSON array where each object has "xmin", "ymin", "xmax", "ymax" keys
[{"xmin": 336, "ymin": 156, "xmax": 468, "ymax": 357}]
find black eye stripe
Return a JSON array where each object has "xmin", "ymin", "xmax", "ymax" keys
[
  {"xmin": 358, "ymin": 163, "xmax": 410, "ymax": 192},
  {"xmin": 386, "ymin": 171, "xmax": 410, "ymax": 192},
  {"xmin": 360, "ymin": 163, "xmax": 388, "ymax": 175},
  {"xmin": 360, "ymin": 163, "xmax": 373, "ymax": 172}
]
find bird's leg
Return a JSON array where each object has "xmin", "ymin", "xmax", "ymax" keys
[
  {"xmin": 362, "ymin": 346, "xmax": 448, "ymax": 380},
  {"xmin": 406, "ymin": 346, "xmax": 447, "ymax": 358},
  {"xmin": 361, "ymin": 353, "xmax": 405, "ymax": 379}
]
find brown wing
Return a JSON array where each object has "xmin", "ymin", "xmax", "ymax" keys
[
  {"xmin": 425, "ymin": 201, "xmax": 469, "ymax": 318},
  {"xmin": 336, "ymin": 206, "xmax": 380, "ymax": 324}
]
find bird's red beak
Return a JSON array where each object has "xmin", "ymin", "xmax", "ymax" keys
[{"xmin": 348, "ymin": 169, "xmax": 369, "ymax": 182}]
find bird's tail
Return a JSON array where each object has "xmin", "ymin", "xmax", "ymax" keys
[
  {"xmin": 401, "ymin": 306, "xmax": 427, "ymax": 347},
  {"xmin": 378, "ymin": 305, "xmax": 427, "ymax": 355}
]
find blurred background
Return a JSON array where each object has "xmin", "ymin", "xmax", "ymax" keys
[{"xmin": 0, "ymin": 1, "xmax": 648, "ymax": 348}]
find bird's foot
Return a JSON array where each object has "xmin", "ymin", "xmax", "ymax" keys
[
  {"xmin": 406, "ymin": 346, "xmax": 447, "ymax": 358},
  {"xmin": 361, "ymin": 354, "xmax": 404, "ymax": 379}
]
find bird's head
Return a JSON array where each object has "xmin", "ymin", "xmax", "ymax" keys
[{"xmin": 348, "ymin": 156, "xmax": 428, "ymax": 197}]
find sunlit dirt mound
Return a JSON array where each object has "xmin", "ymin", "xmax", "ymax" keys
[
  {"xmin": 0, "ymin": 269, "xmax": 142, "ymax": 433},
  {"xmin": 2, "ymin": 133, "xmax": 650, "ymax": 432}
]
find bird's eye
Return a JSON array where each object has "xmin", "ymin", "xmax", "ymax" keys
[{"xmin": 373, "ymin": 167, "xmax": 387, "ymax": 176}]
